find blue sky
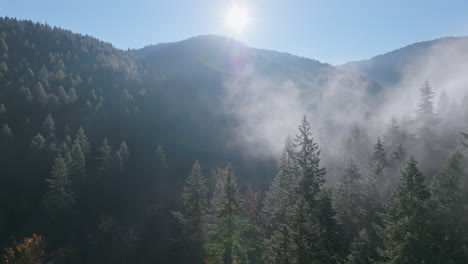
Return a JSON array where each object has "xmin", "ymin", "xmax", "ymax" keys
[{"xmin": 2, "ymin": 0, "xmax": 468, "ymax": 64}]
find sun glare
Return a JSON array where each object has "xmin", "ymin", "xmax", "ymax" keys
[{"xmin": 225, "ymin": 4, "xmax": 250, "ymax": 33}]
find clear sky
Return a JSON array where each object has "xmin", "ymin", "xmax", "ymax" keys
[{"xmin": 2, "ymin": 0, "xmax": 468, "ymax": 64}]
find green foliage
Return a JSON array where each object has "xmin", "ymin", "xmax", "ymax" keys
[
  {"xmin": 41, "ymin": 114, "xmax": 55, "ymax": 140},
  {"xmin": 96, "ymin": 138, "xmax": 112, "ymax": 172},
  {"xmin": 30, "ymin": 133, "xmax": 46, "ymax": 149},
  {"xmin": 378, "ymin": 157, "xmax": 442, "ymax": 264},
  {"xmin": 431, "ymin": 151, "xmax": 468, "ymax": 263},
  {"xmin": 42, "ymin": 155, "xmax": 75, "ymax": 215}
]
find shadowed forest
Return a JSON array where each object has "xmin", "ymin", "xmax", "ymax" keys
[{"xmin": 0, "ymin": 17, "xmax": 468, "ymax": 264}]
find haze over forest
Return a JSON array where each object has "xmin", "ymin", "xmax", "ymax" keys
[{"xmin": 0, "ymin": 16, "xmax": 468, "ymax": 264}]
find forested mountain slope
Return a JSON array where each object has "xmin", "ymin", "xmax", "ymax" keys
[{"xmin": 0, "ymin": 17, "xmax": 380, "ymax": 263}]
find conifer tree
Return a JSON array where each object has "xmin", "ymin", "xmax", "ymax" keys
[
  {"xmin": 96, "ymin": 138, "xmax": 112, "ymax": 173},
  {"xmin": 172, "ymin": 161, "xmax": 208, "ymax": 263},
  {"xmin": 205, "ymin": 165, "xmax": 259, "ymax": 264},
  {"xmin": 288, "ymin": 115, "xmax": 340, "ymax": 263},
  {"xmin": 345, "ymin": 229, "xmax": 373, "ymax": 264},
  {"xmin": 115, "ymin": 141, "xmax": 129, "ymax": 171},
  {"xmin": 42, "ymin": 155, "xmax": 74, "ymax": 215},
  {"xmin": 368, "ymin": 138, "xmax": 390, "ymax": 197},
  {"xmin": 262, "ymin": 137, "xmax": 296, "ymax": 230},
  {"xmin": 34, "ymin": 82, "xmax": 48, "ymax": 106},
  {"xmin": 431, "ymin": 151, "xmax": 468, "ymax": 263},
  {"xmin": 30, "ymin": 133, "xmax": 46, "ymax": 149},
  {"xmin": 335, "ymin": 162, "xmax": 366, "ymax": 248},
  {"xmin": 42, "ymin": 114, "xmax": 55, "ymax": 141},
  {"xmin": 70, "ymin": 140, "xmax": 86, "ymax": 183},
  {"xmin": 1, "ymin": 124, "xmax": 12, "ymax": 138},
  {"xmin": 74, "ymin": 127, "xmax": 90, "ymax": 157},
  {"xmin": 378, "ymin": 157, "xmax": 442, "ymax": 263}
]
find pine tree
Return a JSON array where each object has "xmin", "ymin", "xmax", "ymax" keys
[
  {"xmin": 335, "ymin": 162, "xmax": 367, "ymax": 248},
  {"xmin": 288, "ymin": 115, "xmax": 340, "ymax": 263},
  {"xmin": 115, "ymin": 141, "xmax": 129, "ymax": 171},
  {"xmin": 42, "ymin": 155, "xmax": 74, "ymax": 215},
  {"xmin": 344, "ymin": 125, "xmax": 371, "ymax": 169},
  {"xmin": 431, "ymin": 151, "xmax": 468, "ymax": 263},
  {"xmin": 96, "ymin": 138, "xmax": 112, "ymax": 173},
  {"xmin": 368, "ymin": 138, "xmax": 390, "ymax": 197},
  {"xmin": 345, "ymin": 229, "xmax": 373, "ymax": 264},
  {"xmin": 70, "ymin": 140, "xmax": 86, "ymax": 183},
  {"xmin": 30, "ymin": 133, "xmax": 46, "ymax": 149},
  {"xmin": 34, "ymin": 82, "xmax": 48, "ymax": 106},
  {"xmin": 74, "ymin": 127, "xmax": 90, "ymax": 157},
  {"xmin": 378, "ymin": 157, "xmax": 442, "ymax": 263},
  {"xmin": 205, "ymin": 165, "xmax": 259, "ymax": 264},
  {"xmin": 42, "ymin": 114, "xmax": 55, "ymax": 141},
  {"xmin": 172, "ymin": 161, "xmax": 209, "ymax": 263},
  {"xmin": 1, "ymin": 124, "xmax": 12, "ymax": 138},
  {"xmin": 262, "ymin": 137, "xmax": 296, "ymax": 230},
  {"xmin": 415, "ymin": 81, "xmax": 440, "ymax": 176}
]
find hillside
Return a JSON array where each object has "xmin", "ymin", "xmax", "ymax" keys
[
  {"xmin": 341, "ymin": 37, "xmax": 468, "ymax": 88},
  {"xmin": 0, "ymin": 17, "xmax": 381, "ymax": 263}
]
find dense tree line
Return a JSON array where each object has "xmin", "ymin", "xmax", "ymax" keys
[
  {"xmin": 172, "ymin": 82, "xmax": 468, "ymax": 263},
  {"xmin": 0, "ymin": 17, "xmax": 468, "ymax": 264}
]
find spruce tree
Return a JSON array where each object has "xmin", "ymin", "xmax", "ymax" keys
[
  {"xmin": 42, "ymin": 155, "xmax": 74, "ymax": 215},
  {"xmin": 431, "ymin": 151, "xmax": 468, "ymax": 263},
  {"xmin": 74, "ymin": 127, "xmax": 90, "ymax": 157},
  {"xmin": 96, "ymin": 138, "xmax": 112, "ymax": 173},
  {"xmin": 368, "ymin": 138, "xmax": 390, "ymax": 197},
  {"xmin": 262, "ymin": 137, "xmax": 296, "ymax": 230},
  {"xmin": 288, "ymin": 115, "xmax": 340, "ymax": 263},
  {"xmin": 30, "ymin": 133, "xmax": 46, "ymax": 149},
  {"xmin": 335, "ymin": 162, "xmax": 366, "ymax": 248},
  {"xmin": 42, "ymin": 114, "xmax": 55, "ymax": 141},
  {"xmin": 70, "ymin": 140, "xmax": 86, "ymax": 183},
  {"xmin": 378, "ymin": 157, "xmax": 442, "ymax": 263},
  {"xmin": 205, "ymin": 165, "xmax": 259, "ymax": 264},
  {"xmin": 172, "ymin": 161, "xmax": 209, "ymax": 263}
]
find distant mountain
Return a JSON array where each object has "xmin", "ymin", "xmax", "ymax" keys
[{"xmin": 340, "ymin": 37, "xmax": 468, "ymax": 87}]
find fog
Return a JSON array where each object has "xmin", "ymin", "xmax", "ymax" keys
[{"xmin": 222, "ymin": 38, "xmax": 468, "ymax": 174}]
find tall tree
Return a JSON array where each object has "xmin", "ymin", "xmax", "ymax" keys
[
  {"xmin": 70, "ymin": 140, "xmax": 86, "ymax": 183},
  {"xmin": 335, "ymin": 162, "xmax": 367, "ymax": 249},
  {"xmin": 96, "ymin": 138, "xmax": 112, "ymax": 173},
  {"xmin": 74, "ymin": 127, "xmax": 90, "ymax": 157},
  {"xmin": 172, "ymin": 161, "xmax": 209, "ymax": 263},
  {"xmin": 205, "ymin": 165, "xmax": 259, "ymax": 264},
  {"xmin": 378, "ymin": 157, "xmax": 442, "ymax": 263},
  {"xmin": 41, "ymin": 114, "xmax": 56, "ymax": 141},
  {"xmin": 42, "ymin": 155, "xmax": 74, "ymax": 216},
  {"xmin": 288, "ymin": 115, "xmax": 340, "ymax": 263},
  {"xmin": 262, "ymin": 137, "xmax": 296, "ymax": 230},
  {"xmin": 431, "ymin": 151, "xmax": 468, "ymax": 263}
]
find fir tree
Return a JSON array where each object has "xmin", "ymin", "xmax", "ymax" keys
[
  {"xmin": 205, "ymin": 165, "xmax": 259, "ymax": 264},
  {"xmin": 172, "ymin": 161, "xmax": 209, "ymax": 263},
  {"xmin": 30, "ymin": 133, "xmax": 46, "ymax": 149},
  {"xmin": 262, "ymin": 137, "xmax": 296, "ymax": 230},
  {"xmin": 74, "ymin": 127, "xmax": 90, "ymax": 157},
  {"xmin": 378, "ymin": 157, "xmax": 442, "ymax": 263},
  {"xmin": 431, "ymin": 151, "xmax": 468, "ymax": 263},
  {"xmin": 345, "ymin": 229, "xmax": 373, "ymax": 264},
  {"xmin": 42, "ymin": 114, "xmax": 55, "ymax": 141},
  {"xmin": 96, "ymin": 138, "xmax": 113, "ymax": 173},
  {"xmin": 70, "ymin": 140, "xmax": 86, "ymax": 183},
  {"xmin": 115, "ymin": 141, "xmax": 129, "ymax": 171},
  {"xmin": 42, "ymin": 155, "xmax": 74, "ymax": 215},
  {"xmin": 335, "ymin": 162, "xmax": 367, "ymax": 248}
]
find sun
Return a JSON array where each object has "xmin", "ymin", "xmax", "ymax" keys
[{"xmin": 225, "ymin": 4, "xmax": 250, "ymax": 33}]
